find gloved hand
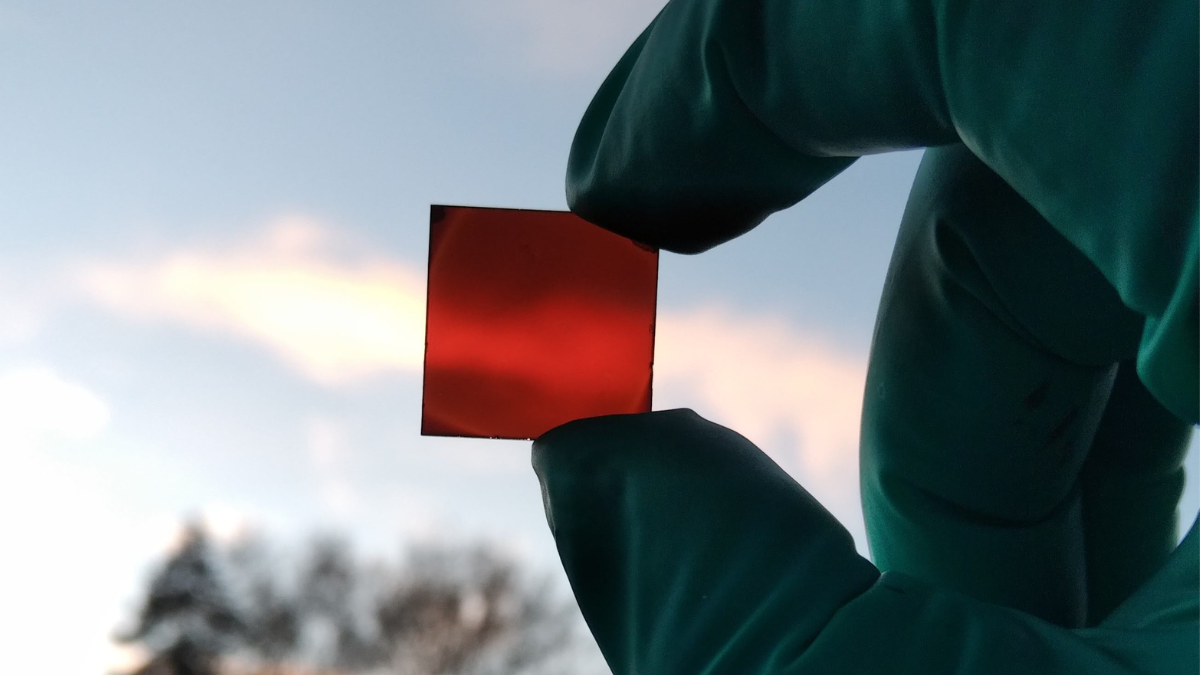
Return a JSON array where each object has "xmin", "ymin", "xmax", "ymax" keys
[{"xmin": 534, "ymin": 0, "xmax": 1199, "ymax": 672}]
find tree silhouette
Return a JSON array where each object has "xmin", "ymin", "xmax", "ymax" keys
[
  {"xmin": 117, "ymin": 523, "xmax": 244, "ymax": 675},
  {"xmin": 115, "ymin": 521, "xmax": 600, "ymax": 675}
]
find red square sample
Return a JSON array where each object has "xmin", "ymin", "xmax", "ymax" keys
[{"xmin": 421, "ymin": 205, "xmax": 658, "ymax": 440}]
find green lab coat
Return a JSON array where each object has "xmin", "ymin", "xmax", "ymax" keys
[{"xmin": 533, "ymin": 0, "xmax": 1199, "ymax": 672}]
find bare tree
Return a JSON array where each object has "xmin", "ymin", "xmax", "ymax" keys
[{"xmin": 115, "ymin": 521, "xmax": 605, "ymax": 675}]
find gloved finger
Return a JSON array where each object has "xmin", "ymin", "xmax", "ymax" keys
[
  {"xmin": 533, "ymin": 408, "xmax": 879, "ymax": 672},
  {"xmin": 1080, "ymin": 362, "xmax": 1193, "ymax": 624},
  {"xmin": 567, "ymin": 0, "xmax": 1197, "ymax": 422},
  {"xmin": 862, "ymin": 143, "xmax": 1143, "ymax": 627},
  {"xmin": 533, "ymin": 409, "xmax": 1199, "ymax": 675}
]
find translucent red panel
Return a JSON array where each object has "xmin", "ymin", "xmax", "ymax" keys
[{"xmin": 422, "ymin": 205, "xmax": 658, "ymax": 440}]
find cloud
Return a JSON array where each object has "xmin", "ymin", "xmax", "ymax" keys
[
  {"xmin": 0, "ymin": 365, "xmax": 148, "ymax": 674},
  {"xmin": 0, "ymin": 365, "xmax": 111, "ymax": 450},
  {"xmin": 82, "ymin": 217, "xmax": 427, "ymax": 386},
  {"xmin": 458, "ymin": 0, "xmax": 666, "ymax": 76},
  {"xmin": 78, "ymin": 220, "xmax": 867, "ymax": 543},
  {"xmin": 656, "ymin": 307, "xmax": 865, "ymax": 476}
]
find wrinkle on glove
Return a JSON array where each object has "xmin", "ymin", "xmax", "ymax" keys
[
  {"xmin": 567, "ymin": 0, "xmax": 1197, "ymax": 422},
  {"xmin": 860, "ymin": 144, "xmax": 1194, "ymax": 630},
  {"xmin": 534, "ymin": 410, "xmax": 1199, "ymax": 674}
]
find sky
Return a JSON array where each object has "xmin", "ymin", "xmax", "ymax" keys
[{"xmin": 0, "ymin": 2, "xmax": 1196, "ymax": 673}]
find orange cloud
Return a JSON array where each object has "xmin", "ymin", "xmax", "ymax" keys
[
  {"xmin": 82, "ymin": 217, "xmax": 427, "ymax": 386},
  {"xmin": 79, "ymin": 221, "xmax": 869, "ymax": 544}
]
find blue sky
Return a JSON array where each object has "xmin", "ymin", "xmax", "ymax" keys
[{"xmin": 1, "ymin": 2, "xmax": 1196, "ymax": 672}]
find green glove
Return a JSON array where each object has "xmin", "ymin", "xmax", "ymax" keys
[
  {"xmin": 536, "ymin": 0, "xmax": 1200, "ymax": 672},
  {"xmin": 862, "ymin": 144, "xmax": 1194, "ymax": 630},
  {"xmin": 566, "ymin": 0, "xmax": 1197, "ymax": 423},
  {"xmin": 535, "ymin": 410, "xmax": 1197, "ymax": 674}
]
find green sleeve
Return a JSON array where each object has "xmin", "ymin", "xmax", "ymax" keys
[
  {"xmin": 533, "ymin": 410, "xmax": 1199, "ymax": 674},
  {"xmin": 566, "ymin": 0, "xmax": 1197, "ymax": 422}
]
